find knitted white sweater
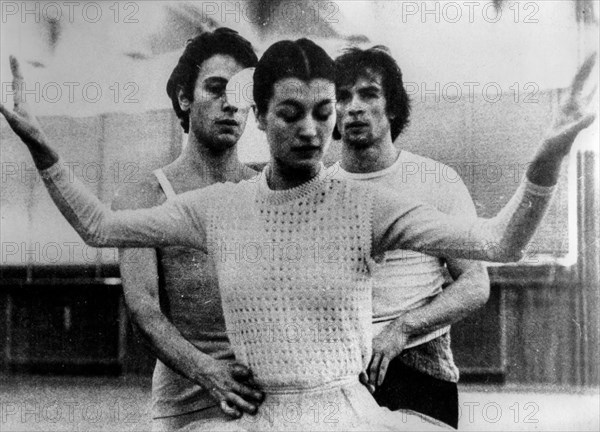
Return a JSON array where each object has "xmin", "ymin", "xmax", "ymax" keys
[{"xmin": 39, "ymin": 161, "xmax": 554, "ymax": 430}]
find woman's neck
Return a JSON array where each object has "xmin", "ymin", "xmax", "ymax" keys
[{"xmin": 267, "ymin": 160, "xmax": 322, "ymax": 190}]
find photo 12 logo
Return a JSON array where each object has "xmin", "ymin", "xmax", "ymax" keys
[
  {"xmin": 1, "ymin": 81, "xmax": 140, "ymax": 105},
  {"xmin": 399, "ymin": 1, "xmax": 540, "ymax": 24},
  {"xmin": 405, "ymin": 81, "xmax": 540, "ymax": 104},
  {"xmin": 1, "ymin": 2, "xmax": 140, "ymax": 24}
]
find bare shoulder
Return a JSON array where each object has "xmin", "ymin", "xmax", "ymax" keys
[{"xmin": 111, "ymin": 172, "xmax": 166, "ymax": 211}]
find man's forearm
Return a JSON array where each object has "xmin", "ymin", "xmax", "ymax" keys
[
  {"xmin": 400, "ymin": 262, "xmax": 490, "ymax": 339},
  {"xmin": 119, "ymin": 248, "xmax": 217, "ymax": 386},
  {"xmin": 129, "ymin": 302, "xmax": 218, "ymax": 384}
]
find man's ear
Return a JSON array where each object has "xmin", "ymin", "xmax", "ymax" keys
[
  {"xmin": 254, "ymin": 106, "xmax": 266, "ymax": 131},
  {"xmin": 178, "ymin": 88, "xmax": 191, "ymax": 112}
]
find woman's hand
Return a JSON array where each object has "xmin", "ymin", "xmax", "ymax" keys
[
  {"xmin": 0, "ymin": 56, "xmax": 58, "ymax": 169},
  {"xmin": 528, "ymin": 53, "xmax": 597, "ymax": 185}
]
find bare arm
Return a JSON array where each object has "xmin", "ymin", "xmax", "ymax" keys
[
  {"xmin": 119, "ymin": 248, "xmax": 263, "ymax": 417},
  {"xmin": 111, "ymin": 173, "xmax": 263, "ymax": 420}
]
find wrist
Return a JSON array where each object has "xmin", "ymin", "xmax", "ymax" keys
[
  {"xmin": 526, "ymin": 143, "xmax": 564, "ymax": 186},
  {"xmin": 390, "ymin": 314, "xmax": 414, "ymax": 337},
  {"xmin": 30, "ymin": 145, "xmax": 60, "ymax": 171}
]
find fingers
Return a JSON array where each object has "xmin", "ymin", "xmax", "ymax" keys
[
  {"xmin": 208, "ymin": 362, "xmax": 264, "ymax": 418},
  {"xmin": 225, "ymin": 392, "xmax": 260, "ymax": 416},
  {"xmin": 377, "ymin": 356, "xmax": 390, "ymax": 387},
  {"xmin": 207, "ymin": 387, "xmax": 241, "ymax": 418},
  {"xmin": 359, "ymin": 371, "xmax": 375, "ymax": 394},
  {"xmin": 10, "ymin": 55, "xmax": 24, "ymax": 81},
  {"xmin": 0, "ymin": 101, "xmax": 23, "ymax": 134},
  {"xmin": 583, "ymin": 85, "xmax": 598, "ymax": 108},
  {"xmin": 211, "ymin": 387, "xmax": 257, "ymax": 418},
  {"xmin": 546, "ymin": 112, "xmax": 596, "ymax": 155},
  {"xmin": 230, "ymin": 362, "xmax": 262, "ymax": 392},
  {"xmin": 9, "ymin": 55, "xmax": 25, "ymax": 108},
  {"xmin": 368, "ymin": 352, "xmax": 382, "ymax": 387},
  {"xmin": 565, "ymin": 113, "xmax": 596, "ymax": 139},
  {"xmin": 570, "ymin": 52, "xmax": 597, "ymax": 99},
  {"xmin": 0, "ymin": 102, "xmax": 14, "ymax": 120},
  {"xmin": 229, "ymin": 380, "xmax": 264, "ymax": 403},
  {"xmin": 230, "ymin": 362, "xmax": 252, "ymax": 380},
  {"xmin": 219, "ymin": 400, "xmax": 242, "ymax": 418}
]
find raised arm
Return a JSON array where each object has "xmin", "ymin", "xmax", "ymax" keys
[
  {"xmin": 39, "ymin": 161, "xmax": 206, "ymax": 249},
  {"xmin": 1, "ymin": 56, "xmax": 206, "ymax": 251},
  {"xmin": 372, "ymin": 177, "xmax": 555, "ymax": 261},
  {"xmin": 372, "ymin": 54, "xmax": 597, "ymax": 262}
]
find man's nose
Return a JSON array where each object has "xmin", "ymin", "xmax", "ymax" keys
[
  {"xmin": 221, "ymin": 92, "xmax": 239, "ymax": 113},
  {"xmin": 348, "ymin": 94, "xmax": 365, "ymax": 116}
]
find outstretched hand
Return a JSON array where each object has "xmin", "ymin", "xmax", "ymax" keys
[
  {"xmin": 0, "ymin": 56, "xmax": 48, "ymax": 148},
  {"xmin": 1, "ymin": 56, "xmax": 58, "ymax": 169},
  {"xmin": 542, "ymin": 53, "xmax": 597, "ymax": 159}
]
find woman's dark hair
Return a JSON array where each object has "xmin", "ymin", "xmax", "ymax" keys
[
  {"xmin": 166, "ymin": 28, "xmax": 258, "ymax": 133},
  {"xmin": 333, "ymin": 46, "xmax": 411, "ymax": 142},
  {"xmin": 253, "ymin": 39, "xmax": 335, "ymax": 115}
]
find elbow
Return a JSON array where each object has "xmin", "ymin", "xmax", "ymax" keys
[
  {"xmin": 498, "ymin": 249, "xmax": 524, "ymax": 263},
  {"xmin": 126, "ymin": 300, "xmax": 155, "ymax": 328},
  {"xmin": 76, "ymin": 222, "xmax": 112, "ymax": 247},
  {"xmin": 127, "ymin": 306, "xmax": 159, "ymax": 341},
  {"xmin": 124, "ymin": 299, "xmax": 163, "ymax": 336},
  {"xmin": 80, "ymin": 233, "xmax": 107, "ymax": 248},
  {"xmin": 465, "ymin": 268, "xmax": 491, "ymax": 309},
  {"xmin": 474, "ymin": 278, "xmax": 491, "ymax": 307},
  {"xmin": 486, "ymin": 244, "xmax": 524, "ymax": 263},
  {"xmin": 82, "ymin": 234, "xmax": 103, "ymax": 248}
]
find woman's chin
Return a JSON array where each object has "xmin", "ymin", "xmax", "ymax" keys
[{"xmin": 291, "ymin": 159, "xmax": 322, "ymax": 175}]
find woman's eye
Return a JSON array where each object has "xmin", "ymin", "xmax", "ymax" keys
[{"xmin": 277, "ymin": 108, "xmax": 301, "ymax": 122}]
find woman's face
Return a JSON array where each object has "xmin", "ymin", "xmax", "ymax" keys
[{"xmin": 256, "ymin": 77, "xmax": 336, "ymax": 174}]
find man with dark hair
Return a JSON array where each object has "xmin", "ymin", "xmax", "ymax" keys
[
  {"xmin": 111, "ymin": 28, "xmax": 263, "ymax": 431},
  {"xmin": 332, "ymin": 46, "xmax": 491, "ymax": 428}
]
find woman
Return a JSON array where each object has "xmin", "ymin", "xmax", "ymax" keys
[{"xmin": 0, "ymin": 40, "xmax": 594, "ymax": 431}]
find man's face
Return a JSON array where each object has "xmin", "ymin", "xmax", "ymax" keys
[
  {"xmin": 257, "ymin": 77, "xmax": 336, "ymax": 173},
  {"xmin": 335, "ymin": 70, "xmax": 393, "ymax": 148},
  {"xmin": 182, "ymin": 54, "xmax": 250, "ymax": 152}
]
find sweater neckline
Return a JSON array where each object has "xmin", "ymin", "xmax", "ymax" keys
[{"xmin": 257, "ymin": 163, "xmax": 328, "ymax": 205}]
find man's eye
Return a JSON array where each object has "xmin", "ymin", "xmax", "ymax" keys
[
  {"xmin": 315, "ymin": 107, "xmax": 333, "ymax": 121},
  {"xmin": 336, "ymin": 91, "xmax": 350, "ymax": 102},
  {"xmin": 206, "ymin": 84, "xmax": 226, "ymax": 95}
]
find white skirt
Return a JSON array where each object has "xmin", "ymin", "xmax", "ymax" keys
[{"xmin": 179, "ymin": 377, "xmax": 450, "ymax": 431}]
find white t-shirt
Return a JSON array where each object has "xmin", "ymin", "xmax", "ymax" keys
[{"xmin": 330, "ymin": 150, "xmax": 478, "ymax": 347}]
